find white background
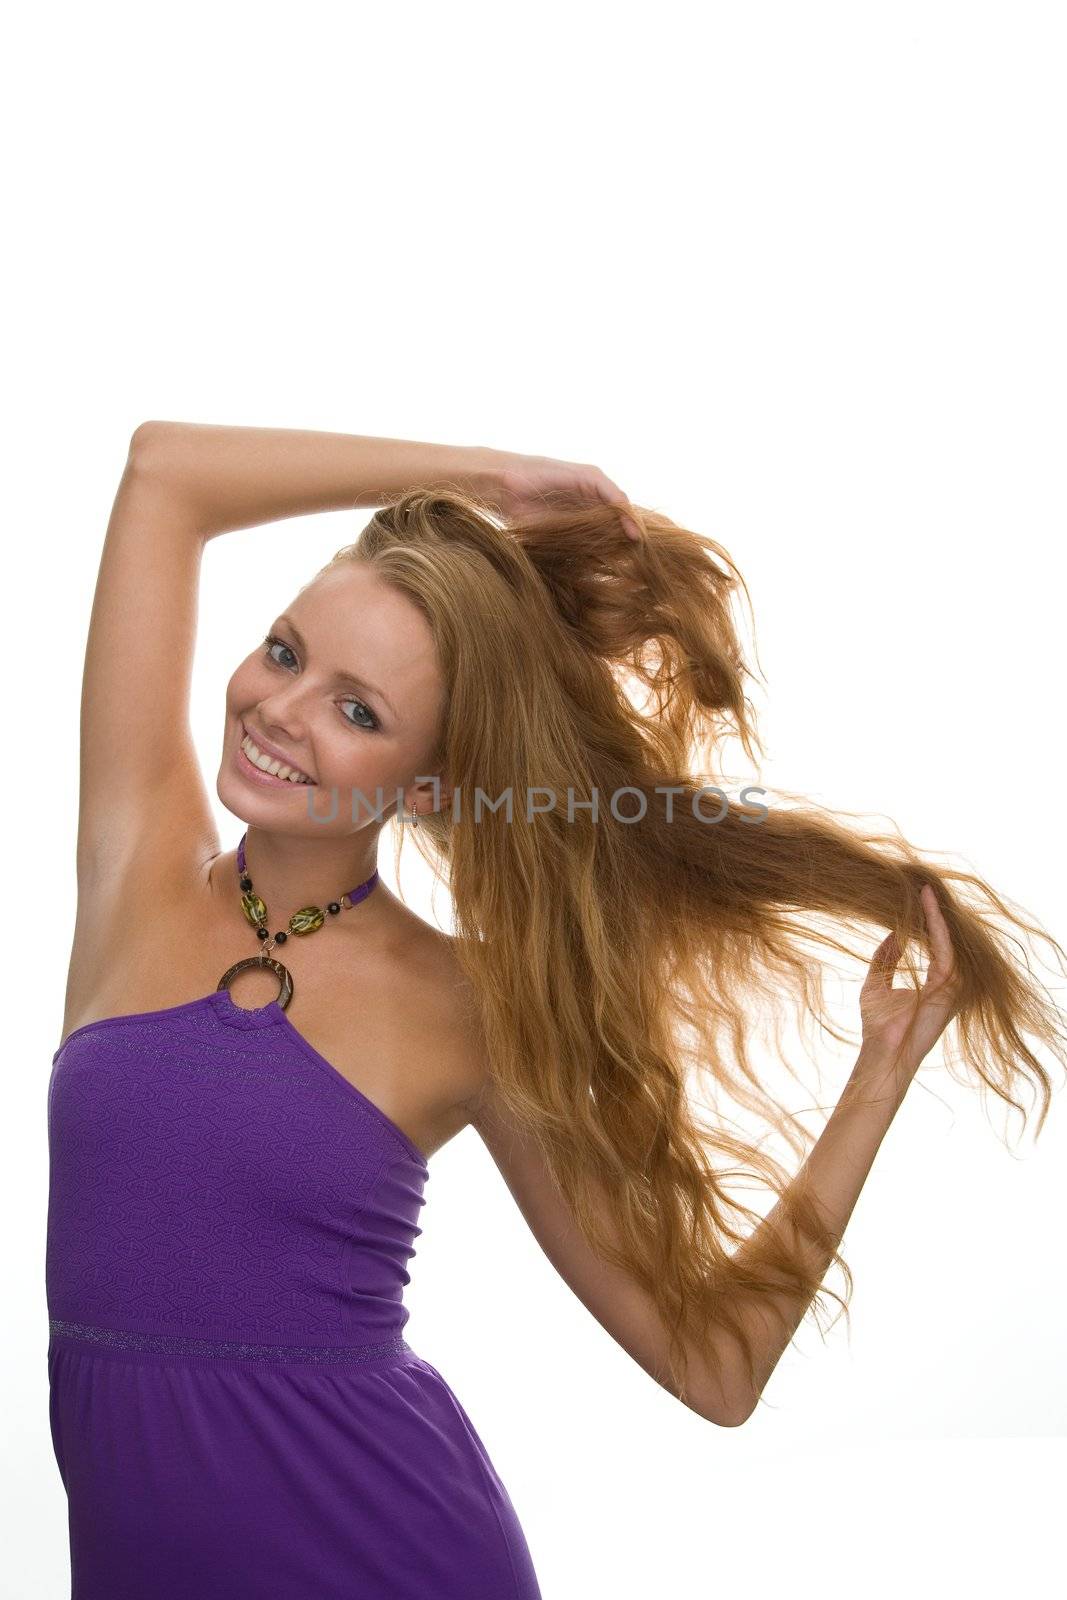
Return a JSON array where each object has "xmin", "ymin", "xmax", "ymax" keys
[{"xmin": 4, "ymin": 3, "xmax": 1065, "ymax": 1596}]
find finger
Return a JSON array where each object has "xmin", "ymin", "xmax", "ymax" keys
[
  {"xmin": 919, "ymin": 883, "xmax": 958, "ymax": 987},
  {"xmin": 602, "ymin": 496, "xmax": 643, "ymax": 542},
  {"xmin": 861, "ymin": 931, "xmax": 901, "ymax": 995},
  {"xmin": 592, "ymin": 470, "xmax": 628, "ymax": 504},
  {"xmin": 592, "ymin": 473, "xmax": 643, "ymax": 541}
]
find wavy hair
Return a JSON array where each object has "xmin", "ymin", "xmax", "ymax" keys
[{"xmin": 318, "ymin": 485, "xmax": 1067, "ymax": 1413}]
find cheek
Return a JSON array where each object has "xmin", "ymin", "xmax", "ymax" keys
[
  {"xmin": 323, "ymin": 734, "xmax": 383, "ymax": 774},
  {"xmin": 318, "ymin": 734, "xmax": 404, "ymax": 789},
  {"xmin": 226, "ymin": 659, "xmax": 265, "ymax": 709}
]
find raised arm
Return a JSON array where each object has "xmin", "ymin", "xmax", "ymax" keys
[
  {"xmin": 472, "ymin": 887, "xmax": 961, "ymax": 1428},
  {"xmin": 710, "ymin": 884, "xmax": 962, "ymax": 1422},
  {"xmin": 74, "ymin": 420, "xmax": 633, "ymax": 895},
  {"xmin": 74, "ymin": 423, "xmax": 499, "ymax": 885},
  {"xmin": 131, "ymin": 421, "xmax": 506, "ymax": 538}
]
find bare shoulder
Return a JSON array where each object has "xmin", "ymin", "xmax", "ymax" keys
[{"xmin": 386, "ymin": 912, "xmax": 491, "ymax": 1122}]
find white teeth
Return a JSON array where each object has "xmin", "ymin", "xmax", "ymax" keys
[{"xmin": 241, "ymin": 734, "xmax": 312, "ymax": 784}]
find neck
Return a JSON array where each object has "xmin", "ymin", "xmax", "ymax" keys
[{"xmin": 228, "ymin": 824, "xmax": 387, "ymax": 928}]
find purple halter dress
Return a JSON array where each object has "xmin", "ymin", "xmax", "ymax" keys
[{"xmin": 45, "ymin": 988, "xmax": 543, "ymax": 1598}]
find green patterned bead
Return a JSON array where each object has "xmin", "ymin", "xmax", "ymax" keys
[
  {"xmin": 289, "ymin": 906, "xmax": 325, "ymax": 936},
  {"xmin": 241, "ymin": 890, "xmax": 268, "ymax": 928}
]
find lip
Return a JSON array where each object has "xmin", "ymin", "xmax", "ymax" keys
[{"xmin": 237, "ymin": 724, "xmax": 316, "ymax": 787}]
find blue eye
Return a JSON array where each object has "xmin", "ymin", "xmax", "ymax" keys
[
  {"xmin": 264, "ymin": 636, "xmax": 297, "ymax": 671},
  {"xmin": 262, "ymin": 634, "xmax": 381, "ymax": 733},
  {"xmin": 340, "ymin": 696, "xmax": 380, "ymax": 732}
]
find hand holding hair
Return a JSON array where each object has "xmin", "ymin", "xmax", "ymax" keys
[
  {"xmin": 857, "ymin": 882, "xmax": 964, "ymax": 1091},
  {"xmin": 486, "ymin": 447, "xmax": 643, "ymax": 541}
]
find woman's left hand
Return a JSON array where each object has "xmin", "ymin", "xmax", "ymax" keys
[
  {"xmin": 858, "ymin": 884, "xmax": 963, "ymax": 1078},
  {"xmin": 480, "ymin": 447, "xmax": 643, "ymax": 541}
]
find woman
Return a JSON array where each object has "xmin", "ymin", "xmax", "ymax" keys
[{"xmin": 46, "ymin": 422, "xmax": 1066, "ymax": 1598}]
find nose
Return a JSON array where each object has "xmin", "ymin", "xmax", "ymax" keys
[{"xmin": 255, "ymin": 686, "xmax": 311, "ymax": 746}]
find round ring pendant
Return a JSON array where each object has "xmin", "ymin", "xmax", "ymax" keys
[{"xmin": 217, "ymin": 954, "xmax": 295, "ymax": 1011}]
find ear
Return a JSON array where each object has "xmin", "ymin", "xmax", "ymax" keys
[{"xmin": 406, "ymin": 776, "xmax": 453, "ymax": 817}]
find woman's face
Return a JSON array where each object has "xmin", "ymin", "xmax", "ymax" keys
[{"xmin": 219, "ymin": 561, "xmax": 448, "ymax": 833}]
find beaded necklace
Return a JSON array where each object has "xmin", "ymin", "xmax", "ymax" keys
[{"xmin": 215, "ymin": 829, "xmax": 382, "ymax": 1009}]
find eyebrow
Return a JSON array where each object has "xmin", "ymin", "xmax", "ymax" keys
[{"xmin": 275, "ymin": 615, "xmax": 398, "ymax": 720}]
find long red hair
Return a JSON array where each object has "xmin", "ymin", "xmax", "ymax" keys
[{"xmin": 319, "ymin": 486, "xmax": 1067, "ymax": 1409}]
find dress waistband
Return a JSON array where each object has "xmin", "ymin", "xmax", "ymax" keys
[{"xmin": 48, "ymin": 1318, "xmax": 416, "ymax": 1370}]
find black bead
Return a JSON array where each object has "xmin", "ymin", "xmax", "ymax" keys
[
  {"xmin": 327, "ymin": 902, "xmax": 341, "ymax": 914},
  {"xmin": 240, "ymin": 876, "xmax": 253, "ymax": 891},
  {"xmin": 256, "ymin": 927, "xmax": 269, "ymax": 941},
  {"xmin": 275, "ymin": 930, "xmax": 288, "ymax": 944}
]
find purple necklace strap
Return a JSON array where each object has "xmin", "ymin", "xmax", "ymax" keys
[
  {"xmin": 343, "ymin": 871, "xmax": 380, "ymax": 906},
  {"xmin": 236, "ymin": 831, "xmax": 380, "ymax": 906}
]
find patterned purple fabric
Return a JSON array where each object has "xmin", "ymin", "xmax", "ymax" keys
[{"xmin": 46, "ymin": 988, "xmax": 542, "ymax": 1598}]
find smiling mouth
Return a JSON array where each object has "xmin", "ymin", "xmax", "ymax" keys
[{"xmin": 238, "ymin": 728, "xmax": 316, "ymax": 785}]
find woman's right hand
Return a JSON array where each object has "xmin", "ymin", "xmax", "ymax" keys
[{"xmin": 483, "ymin": 447, "xmax": 643, "ymax": 541}]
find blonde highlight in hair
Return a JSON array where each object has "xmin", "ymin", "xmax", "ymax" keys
[{"xmin": 321, "ymin": 485, "xmax": 1067, "ymax": 1413}]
